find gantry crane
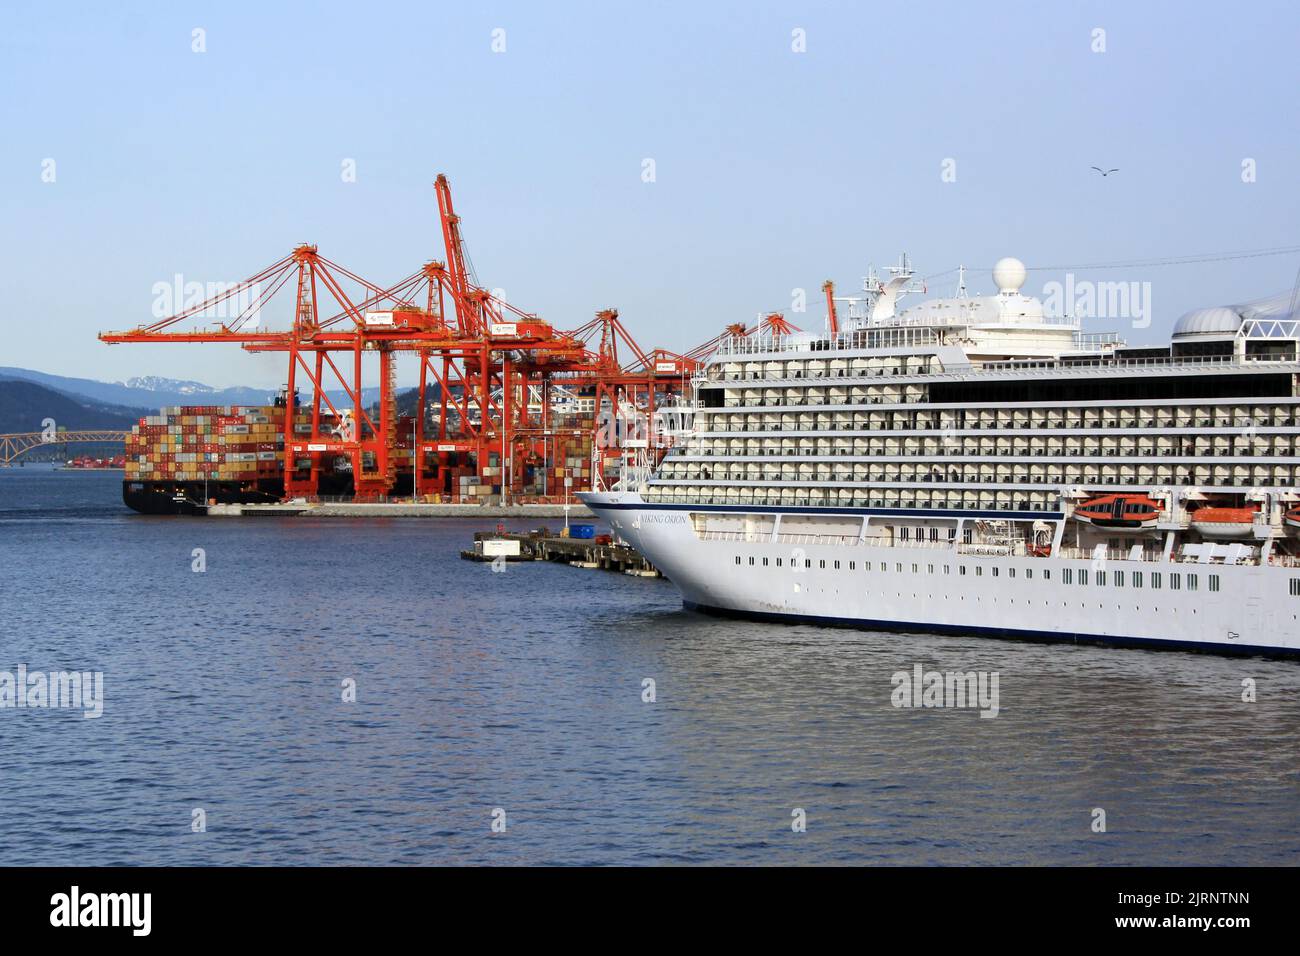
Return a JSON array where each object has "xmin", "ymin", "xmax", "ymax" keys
[{"xmin": 99, "ymin": 175, "xmax": 677, "ymax": 502}]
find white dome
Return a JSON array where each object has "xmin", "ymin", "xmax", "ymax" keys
[
  {"xmin": 1172, "ymin": 307, "xmax": 1244, "ymax": 337},
  {"xmin": 992, "ymin": 257, "xmax": 1026, "ymax": 294}
]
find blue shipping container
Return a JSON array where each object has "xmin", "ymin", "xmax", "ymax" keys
[{"xmin": 569, "ymin": 524, "xmax": 595, "ymax": 539}]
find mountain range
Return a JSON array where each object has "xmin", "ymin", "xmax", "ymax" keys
[
  {"xmin": 0, "ymin": 367, "xmax": 384, "ymax": 412},
  {"xmin": 0, "ymin": 368, "xmax": 436, "ymax": 441}
]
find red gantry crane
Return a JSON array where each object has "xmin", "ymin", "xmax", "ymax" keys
[{"xmin": 101, "ymin": 174, "xmax": 700, "ymax": 503}]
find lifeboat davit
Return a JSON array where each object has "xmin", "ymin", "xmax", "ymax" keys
[
  {"xmin": 1072, "ymin": 494, "xmax": 1163, "ymax": 531},
  {"xmin": 1190, "ymin": 507, "xmax": 1257, "ymax": 539}
]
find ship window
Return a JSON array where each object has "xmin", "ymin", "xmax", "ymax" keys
[
  {"xmin": 1063, "ymin": 569, "xmax": 1073, "ymax": 584},
  {"xmin": 735, "ymin": 556, "xmax": 741, "ymax": 565},
  {"xmin": 1290, "ymin": 578, "xmax": 1300, "ymax": 596},
  {"xmin": 1080, "ymin": 570, "xmax": 1089, "ymax": 585},
  {"xmin": 976, "ymin": 566, "xmax": 983, "ymax": 577},
  {"xmin": 1115, "ymin": 571, "xmax": 1124, "ymax": 587},
  {"xmin": 1171, "ymin": 574, "xmax": 1181, "ymax": 591},
  {"xmin": 1133, "ymin": 572, "xmax": 1143, "ymax": 588},
  {"xmin": 849, "ymin": 561, "xmax": 855, "ymax": 570},
  {"xmin": 900, "ymin": 527, "xmax": 910, "ymax": 541},
  {"xmin": 1187, "ymin": 574, "xmax": 1197, "ymax": 591},
  {"xmin": 833, "ymin": 560, "xmax": 840, "ymax": 570},
  {"xmin": 865, "ymin": 561, "xmax": 872, "ymax": 571},
  {"xmin": 1043, "ymin": 569, "xmax": 1050, "ymax": 580},
  {"xmin": 895, "ymin": 563, "xmax": 902, "ymax": 573},
  {"xmin": 1025, "ymin": 568, "xmax": 1032, "ymax": 579},
  {"xmin": 963, "ymin": 529, "xmax": 973, "ymax": 544},
  {"xmin": 1152, "ymin": 572, "xmax": 1162, "ymax": 589},
  {"xmin": 944, "ymin": 565, "xmax": 951, "ymax": 574},
  {"xmin": 1009, "ymin": 567, "xmax": 1016, "ymax": 579},
  {"xmin": 1209, "ymin": 574, "xmax": 1219, "ymax": 592},
  {"xmin": 762, "ymin": 557, "xmax": 769, "ymax": 567},
  {"xmin": 960, "ymin": 565, "xmax": 967, "ymax": 575},
  {"xmin": 929, "ymin": 528, "xmax": 939, "ymax": 542},
  {"xmin": 806, "ymin": 559, "xmax": 812, "ymax": 568},
  {"xmin": 820, "ymin": 560, "xmax": 826, "ymax": 569},
  {"xmin": 992, "ymin": 567, "xmax": 999, "ymax": 577},
  {"xmin": 1096, "ymin": 571, "xmax": 1106, "ymax": 586},
  {"xmin": 927, "ymin": 564, "xmax": 934, "ymax": 574},
  {"xmin": 776, "ymin": 558, "xmax": 782, "ymax": 567},
  {"xmin": 749, "ymin": 557, "xmax": 755, "ymax": 566},
  {"xmin": 948, "ymin": 528, "xmax": 956, "ymax": 540}
]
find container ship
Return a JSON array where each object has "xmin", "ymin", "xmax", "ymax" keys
[
  {"xmin": 582, "ymin": 257, "xmax": 1300, "ymax": 657},
  {"xmin": 125, "ymin": 399, "xmax": 343, "ymax": 514},
  {"xmin": 123, "ymin": 394, "xmax": 594, "ymax": 514}
]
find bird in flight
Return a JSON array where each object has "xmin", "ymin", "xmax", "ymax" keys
[{"xmin": 1091, "ymin": 166, "xmax": 1120, "ymax": 177}]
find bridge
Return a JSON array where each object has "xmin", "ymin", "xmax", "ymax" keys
[{"xmin": 0, "ymin": 431, "xmax": 128, "ymax": 466}]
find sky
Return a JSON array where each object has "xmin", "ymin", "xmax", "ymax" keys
[{"xmin": 2, "ymin": 0, "xmax": 1298, "ymax": 388}]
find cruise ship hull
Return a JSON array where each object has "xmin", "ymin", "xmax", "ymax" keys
[{"xmin": 581, "ymin": 493, "xmax": 1300, "ymax": 658}]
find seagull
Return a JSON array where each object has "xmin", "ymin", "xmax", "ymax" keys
[{"xmin": 1091, "ymin": 166, "xmax": 1119, "ymax": 177}]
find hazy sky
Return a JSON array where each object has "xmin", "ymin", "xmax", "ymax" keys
[{"xmin": 2, "ymin": 0, "xmax": 1298, "ymax": 388}]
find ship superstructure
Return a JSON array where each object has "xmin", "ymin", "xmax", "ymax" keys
[{"xmin": 581, "ymin": 257, "xmax": 1300, "ymax": 656}]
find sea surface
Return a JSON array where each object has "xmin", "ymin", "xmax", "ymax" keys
[{"xmin": 1, "ymin": 465, "xmax": 1297, "ymax": 865}]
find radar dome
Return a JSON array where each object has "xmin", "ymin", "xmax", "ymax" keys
[{"xmin": 992, "ymin": 257, "xmax": 1027, "ymax": 294}]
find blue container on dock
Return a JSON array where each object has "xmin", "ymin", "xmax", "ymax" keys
[{"xmin": 569, "ymin": 524, "xmax": 595, "ymax": 539}]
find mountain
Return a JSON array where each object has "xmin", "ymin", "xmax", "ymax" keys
[
  {"xmin": 123, "ymin": 374, "xmax": 245, "ymax": 396},
  {"xmin": 0, "ymin": 380, "xmax": 149, "ymax": 432},
  {"xmin": 0, "ymin": 367, "xmax": 381, "ymax": 411},
  {"xmin": 0, "ymin": 367, "xmax": 276, "ymax": 408}
]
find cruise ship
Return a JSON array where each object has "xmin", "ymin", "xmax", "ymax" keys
[{"xmin": 581, "ymin": 257, "xmax": 1300, "ymax": 657}]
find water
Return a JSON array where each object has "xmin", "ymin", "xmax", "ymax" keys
[{"xmin": 1, "ymin": 465, "xmax": 1298, "ymax": 865}]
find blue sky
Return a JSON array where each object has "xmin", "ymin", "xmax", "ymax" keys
[{"xmin": 2, "ymin": 0, "xmax": 1298, "ymax": 387}]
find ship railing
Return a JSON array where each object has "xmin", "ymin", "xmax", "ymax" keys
[
  {"xmin": 881, "ymin": 536, "xmax": 958, "ymax": 551},
  {"xmin": 775, "ymin": 532, "xmax": 860, "ymax": 546},
  {"xmin": 956, "ymin": 542, "xmax": 1023, "ymax": 557},
  {"xmin": 1071, "ymin": 331, "xmax": 1124, "ymax": 348},
  {"xmin": 697, "ymin": 530, "xmax": 773, "ymax": 543},
  {"xmin": 713, "ymin": 327, "xmax": 942, "ymax": 356},
  {"xmin": 970, "ymin": 354, "xmax": 1239, "ymax": 376},
  {"xmin": 1052, "ymin": 545, "xmax": 1248, "ymax": 564},
  {"xmin": 696, "ymin": 530, "xmax": 955, "ymax": 548},
  {"xmin": 1057, "ymin": 546, "xmax": 1164, "ymax": 563}
]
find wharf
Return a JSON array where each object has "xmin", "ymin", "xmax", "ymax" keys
[
  {"xmin": 461, "ymin": 530, "xmax": 661, "ymax": 577},
  {"xmin": 205, "ymin": 502, "xmax": 594, "ymax": 518}
]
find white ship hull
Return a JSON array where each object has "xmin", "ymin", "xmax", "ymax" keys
[{"xmin": 581, "ymin": 492, "xmax": 1300, "ymax": 658}]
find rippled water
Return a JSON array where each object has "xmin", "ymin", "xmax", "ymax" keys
[{"xmin": 1, "ymin": 466, "xmax": 1297, "ymax": 865}]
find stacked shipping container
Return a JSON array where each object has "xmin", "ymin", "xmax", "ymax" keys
[
  {"xmin": 125, "ymin": 405, "xmax": 292, "ymax": 482},
  {"xmin": 121, "ymin": 404, "xmax": 600, "ymax": 512}
]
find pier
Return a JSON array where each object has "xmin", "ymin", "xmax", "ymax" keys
[
  {"xmin": 205, "ymin": 501, "xmax": 594, "ymax": 519},
  {"xmin": 461, "ymin": 530, "xmax": 661, "ymax": 577}
]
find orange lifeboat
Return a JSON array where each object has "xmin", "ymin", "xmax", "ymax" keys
[
  {"xmin": 1284, "ymin": 507, "xmax": 1300, "ymax": 533},
  {"xmin": 1190, "ymin": 506, "xmax": 1257, "ymax": 540},
  {"xmin": 1072, "ymin": 494, "xmax": 1163, "ymax": 531}
]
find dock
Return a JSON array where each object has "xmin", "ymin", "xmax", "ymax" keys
[
  {"xmin": 205, "ymin": 501, "xmax": 594, "ymax": 519},
  {"xmin": 461, "ymin": 530, "xmax": 661, "ymax": 577}
]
